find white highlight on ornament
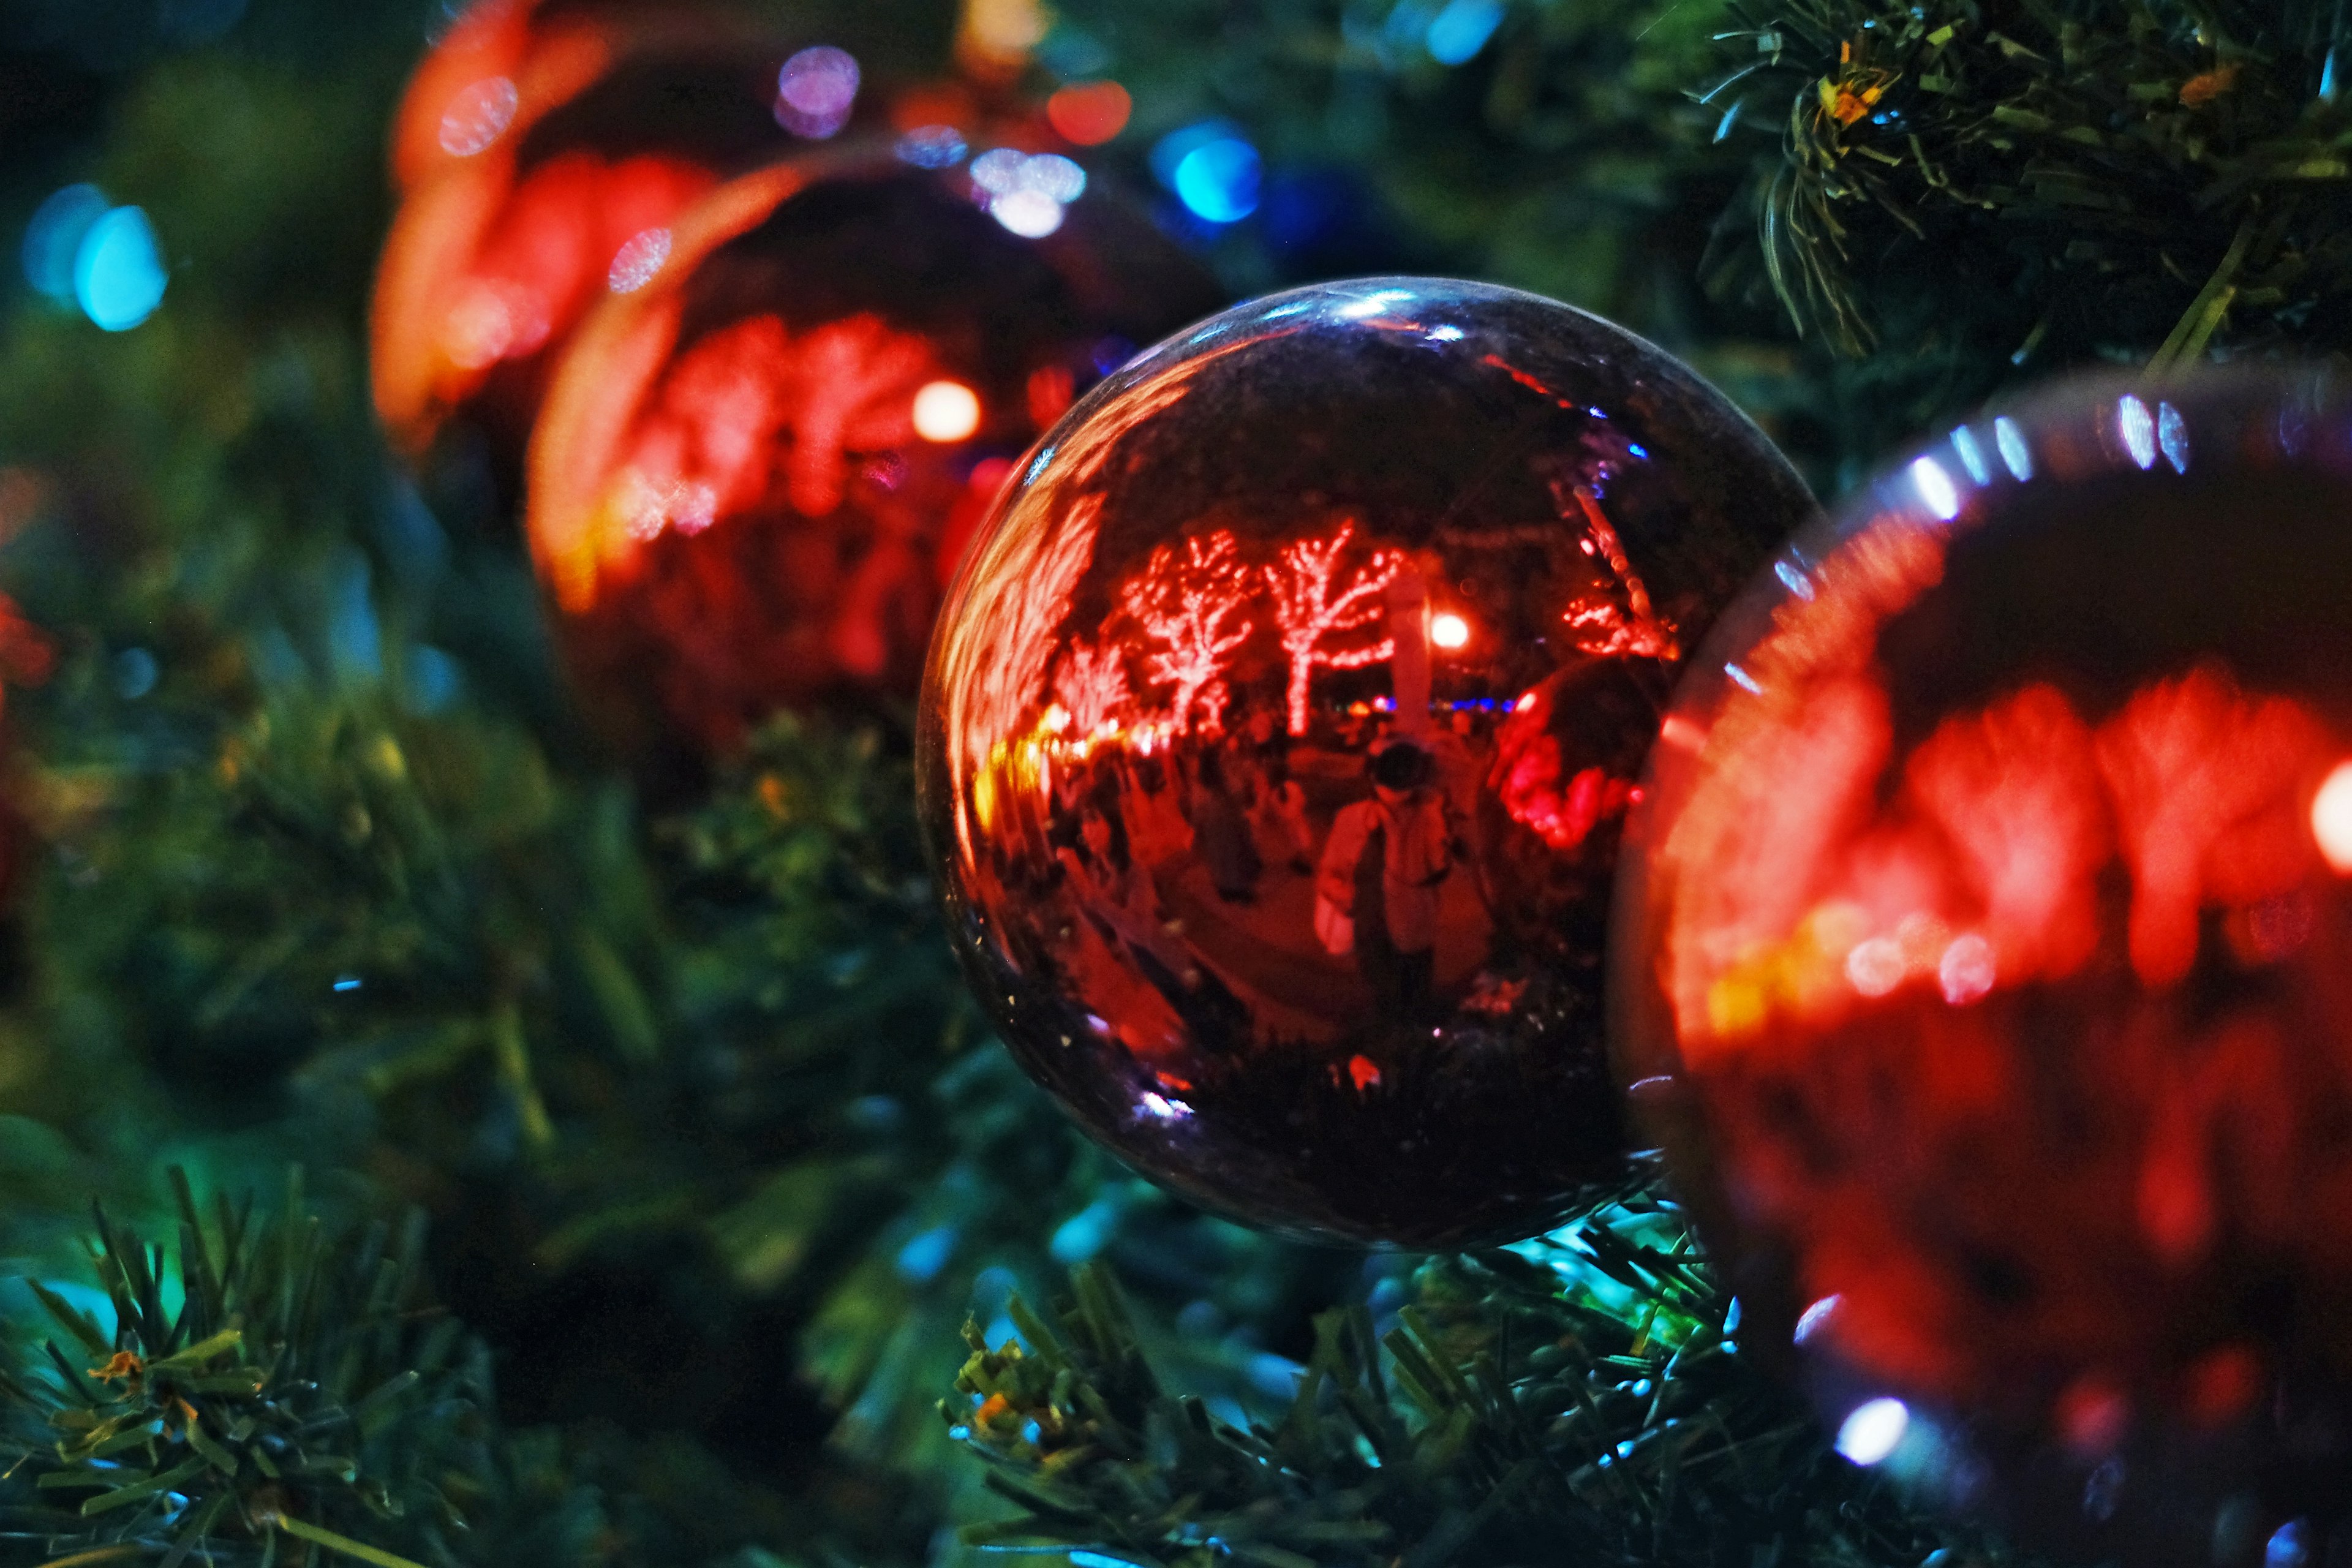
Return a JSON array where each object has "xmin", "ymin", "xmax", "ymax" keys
[
  {"xmin": 439, "ymin": 77, "xmax": 518, "ymax": 157},
  {"xmin": 2312, "ymin": 761, "xmax": 2352, "ymax": 872},
  {"xmin": 1995, "ymin": 415, "xmax": 2034, "ymax": 480},
  {"xmin": 1774, "ymin": 559, "xmax": 1815, "ymax": 601},
  {"xmin": 608, "ymin": 227, "xmax": 671, "ymax": 293},
  {"xmin": 1836, "ymin": 1398, "xmax": 1910, "ymax": 1466},
  {"xmin": 913, "ymin": 381, "xmax": 982, "ymax": 443},
  {"xmin": 2119, "ymin": 394, "xmax": 2158, "ymax": 470},
  {"xmin": 1338, "ymin": 288, "xmax": 1414, "ymax": 319},
  {"xmin": 1908, "ymin": 455, "xmax": 1960, "ymax": 521},
  {"xmin": 1793, "ymin": 1294, "xmax": 1842, "ymax": 1343},
  {"xmin": 1430, "ymin": 612, "xmax": 1470, "ymax": 650}
]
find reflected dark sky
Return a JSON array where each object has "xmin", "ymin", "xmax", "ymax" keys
[{"xmin": 919, "ymin": 277, "xmax": 1814, "ymax": 1245}]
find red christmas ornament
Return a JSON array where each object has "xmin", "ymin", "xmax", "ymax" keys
[
  {"xmin": 372, "ymin": 0, "xmax": 812, "ymax": 466},
  {"xmin": 1614, "ymin": 372, "xmax": 2352, "ymax": 1564},
  {"xmin": 527, "ymin": 156, "xmax": 1221, "ymax": 753},
  {"xmin": 916, "ymin": 279, "xmax": 1814, "ymax": 1246}
]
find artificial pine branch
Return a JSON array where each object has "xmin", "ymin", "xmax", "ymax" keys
[
  {"xmin": 1717, "ymin": 0, "xmax": 2352, "ymax": 363},
  {"xmin": 948, "ymin": 1201, "xmax": 2033, "ymax": 1568},
  {"xmin": 0, "ymin": 1169, "xmax": 492, "ymax": 1568}
]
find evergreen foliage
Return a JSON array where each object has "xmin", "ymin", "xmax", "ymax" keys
[{"xmin": 2, "ymin": 0, "xmax": 2348, "ymax": 1562}]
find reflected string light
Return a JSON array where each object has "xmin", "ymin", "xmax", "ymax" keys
[
  {"xmin": 74, "ymin": 206, "xmax": 167, "ymax": 331},
  {"xmin": 1951, "ymin": 425, "xmax": 1991, "ymax": 484},
  {"xmin": 607, "ymin": 227, "xmax": 671, "ymax": 293},
  {"xmin": 776, "ymin": 46, "xmax": 861, "ymax": 138},
  {"xmin": 22, "ymin": 184, "xmax": 111, "ymax": 304},
  {"xmin": 1430, "ymin": 611, "xmax": 1471, "ymax": 649},
  {"xmin": 2119, "ymin": 394, "xmax": 2158, "ymax": 469},
  {"xmin": 1836, "ymin": 1398, "xmax": 1911, "ymax": 1465},
  {"xmin": 1047, "ymin": 81, "xmax": 1133, "ymax": 145},
  {"xmin": 1995, "ymin": 415, "xmax": 2033, "ymax": 479},
  {"xmin": 438, "ymin": 75, "xmax": 519, "ymax": 156},
  {"xmin": 2157, "ymin": 400, "xmax": 2189, "ymax": 473},
  {"xmin": 1425, "ymin": 0, "xmax": 1506, "ymax": 64},
  {"xmin": 2312, "ymin": 761, "xmax": 2352, "ymax": 872},
  {"xmin": 913, "ymin": 380, "xmax": 982, "ymax": 442},
  {"xmin": 1909, "ymin": 455, "xmax": 1961, "ymax": 521},
  {"xmin": 1774, "ymin": 560, "xmax": 1815, "ymax": 601},
  {"xmin": 1939, "ymin": 933, "xmax": 1996, "ymax": 1005}
]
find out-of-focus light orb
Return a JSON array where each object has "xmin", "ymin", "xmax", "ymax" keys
[
  {"xmin": 1167, "ymin": 134, "xmax": 1261, "ymax": 223},
  {"xmin": 776, "ymin": 46, "xmax": 859, "ymax": 138},
  {"xmin": 897, "ymin": 125, "xmax": 968, "ymax": 168},
  {"xmin": 21, "ymin": 183, "xmax": 110, "ymax": 304},
  {"xmin": 913, "ymin": 380, "xmax": 982, "ymax": 443},
  {"xmin": 438, "ymin": 75, "xmax": 519, "ymax": 156},
  {"xmin": 1425, "ymin": 0, "xmax": 1506, "ymax": 64},
  {"xmin": 1431, "ymin": 611, "xmax": 1471, "ymax": 649},
  {"xmin": 1047, "ymin": 80, "xmax": 1133, "ymax": 145},
  {"xmin": 74, "ymin": 206, "xmax": 167, "ymax": 331},
  {"xmin": 1836, "ymin": 1398, "xmax": 1911, "ymax": 1466},
  {"xmin": 989, "ymin": 189, "xmax": 1065, "ymax": 238},
  {"xmin": 2312, "ymin": 761, "xmax": 2352, "ymax": 873},
  {"xmin": 607, "ymin": 227, "xmax": 671, "ymax": 293}
]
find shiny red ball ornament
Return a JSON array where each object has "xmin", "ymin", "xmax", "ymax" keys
[
  {"xmin": 372, "ymin": 0, "xmax": 809, "ymax": 466},
  {"xmin": 916, "ymin": 279, "xmax": 1815, "ymax": 1246},
  {"xmin": 527, "ymin": 157, "xmax": 1221, "ymax": 754},
  {"xmin": 1615, "ymin": 371, "xmax": 2352, "ymax": 1565}
]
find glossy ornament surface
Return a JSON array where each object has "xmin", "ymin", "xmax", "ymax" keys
[
  {"xmin": 1614, "ymin": 372, "xmax": 2352, "ymax": 1564},
  {"xmin": 373, "ymin": 0, "xmax": 801, "ymax": 463},
  {"xmin": 917, "ymin": 279, "xmax": 1815, "ymax": 1245},
  {"xmin": 529, "ymin": 159, "xmax": 1221, "ymax": 754}
]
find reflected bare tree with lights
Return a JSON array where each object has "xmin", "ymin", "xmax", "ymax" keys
[{"xmin": 919, "ymin": 278, "xmax": 1814, "ymax": 1245}]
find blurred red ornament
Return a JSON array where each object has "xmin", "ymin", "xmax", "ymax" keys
[
  {"xmin": 916, "ymin": 279, "xmax": 1814, "ymax": 1246},
  {"xmin": 372, "ymin": 0, "xmax": 818, "ymax": 469},
  {"xmin": 528, "ymin": 157, "xmax": 1221, "ymax": 755},
  {"xmin": 1615, "ymin": 372, "xmax": 2352, "ymax": 1564}
]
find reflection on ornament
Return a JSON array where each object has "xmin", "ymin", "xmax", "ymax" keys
[
  {"xmin": 530, "ymin": 160, "xmax": 1222, "ymax": 754},
  {"xmin": 373, "ymin": 0, "xmax": 801, "ymax": 463},
  {"xmin": 918, "ymin": 278, "xmax": 1815, "ymax": 1245},
  {"xmin": 1614, "ymin": 371, "xmax": 2352, "ymax": 1566}
]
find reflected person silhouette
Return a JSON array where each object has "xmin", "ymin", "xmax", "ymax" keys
[{"xmin": 1316, "ymin": 741, "xmax": 1455, "ymax": 1018}]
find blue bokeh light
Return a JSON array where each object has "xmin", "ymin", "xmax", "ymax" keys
[
  {"xmin": 1172, "ymin": 138, "xmax": 1261, "ymax": 223},
  {"xmin": 73, "ymin": 206, "xmax": 167, "ymax": 331},
  {"xmin": 1426, "ymin": 0, "xmax": 1506, "ymax": 64},
  {"xmin": 22, "ymin": 184, "xmax": 110, "ymax": 304}
]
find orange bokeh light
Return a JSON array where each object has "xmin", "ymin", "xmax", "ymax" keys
[
  {"xmin": 1431, "ymin": 611, "xmax": 1471, "ymax": 649},
  {"xmin": 2313, "ymin": 760, "xmax": 2352, "ymax": 872},
  {"xmin": 1047, "ymin": 81, "xmax": 1133, "ymax": 146}
]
